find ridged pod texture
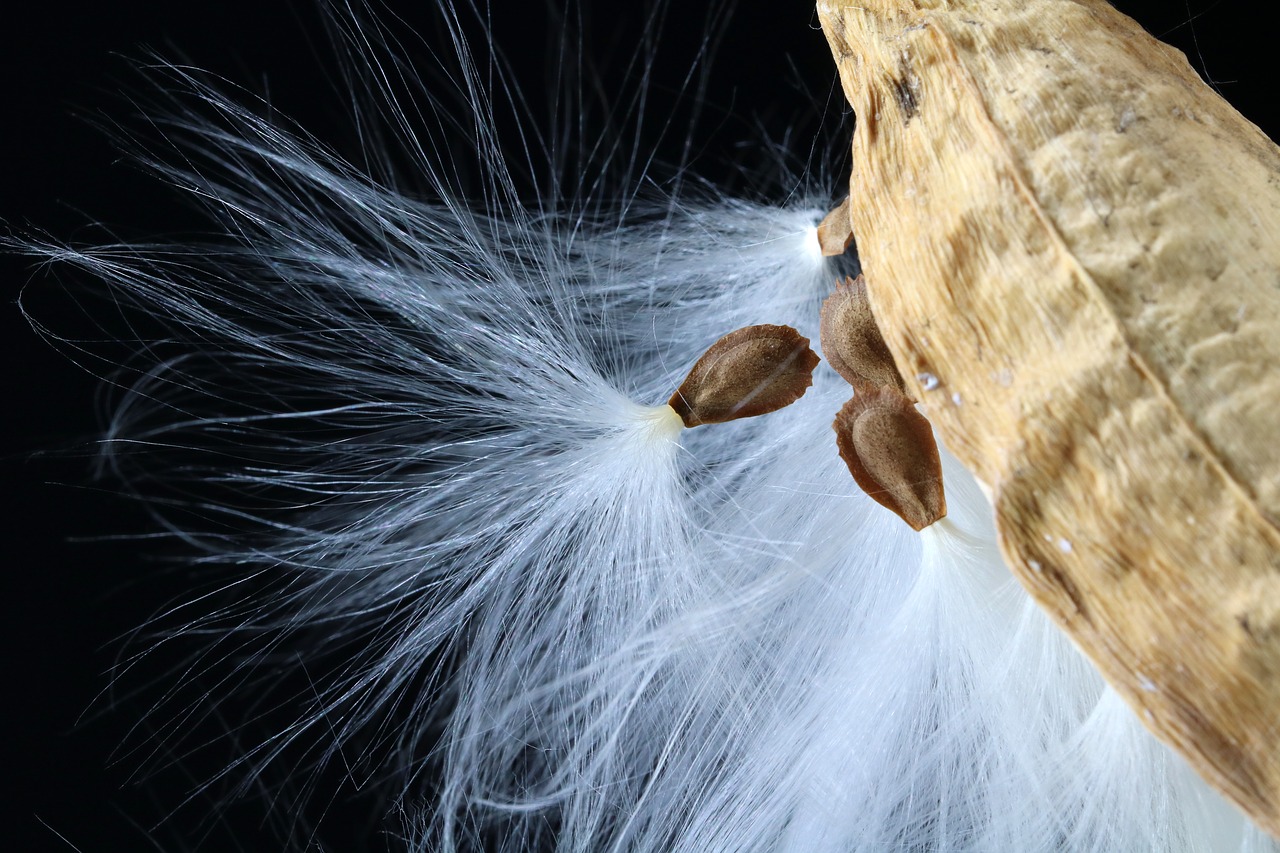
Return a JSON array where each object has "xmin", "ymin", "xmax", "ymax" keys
[{"xmin": 818, "ymin": 0, "xmax": 1280, "ymax": 834}]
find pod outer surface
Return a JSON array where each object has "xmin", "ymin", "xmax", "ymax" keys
[{"xmin": 817, "ymin": 0, "xmax": 1280, "ymax": 834}]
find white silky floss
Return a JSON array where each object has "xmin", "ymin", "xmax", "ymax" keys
[{"xmin": 37, "ymin": 6, "xmax": 1279, "ymax": 852}]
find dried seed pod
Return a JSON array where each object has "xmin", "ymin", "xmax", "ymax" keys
[
  {"xmin": 816, "ymin": 197, "xmax": 855, "ymax": 256},
  {"xmin": 669, "ymin": 325, "xmax": 819, "ymax": 427},
  {"xmin": 834, "ymin": 388, "xmax": 946, "ymax": 531},
  {"xmin": 819, "ymin": 0, "xmax": 1280, "ymax": 832},
  {"xmin": 820, "ymin": 274, "xmax": 908, "ymax": 395}
]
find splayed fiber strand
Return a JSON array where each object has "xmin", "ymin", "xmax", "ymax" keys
[{"xmin": 25, "ymin": 2, "xmax": 1278, "ymax": 851}]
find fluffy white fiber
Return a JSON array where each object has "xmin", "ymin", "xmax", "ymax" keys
[{"xmin": 27, "ymin": 2, "xmax": 1280, "ymax": 850}]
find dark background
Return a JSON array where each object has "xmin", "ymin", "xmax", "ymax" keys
[{"xmin": 3, "ymin": 1, "xmax": 1274, "ymax": 850}]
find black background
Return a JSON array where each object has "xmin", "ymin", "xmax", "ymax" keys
[{"xmin": 3, "ymin": 1, "xmax": 1275, "ymax": 851}]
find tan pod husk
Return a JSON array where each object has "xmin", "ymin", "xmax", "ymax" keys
[{"xmin": 817, "ymin": 0, "xmax": 1280, "ymax": 835}]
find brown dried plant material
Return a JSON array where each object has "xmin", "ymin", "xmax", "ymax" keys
[
  {"xmin": 817, "ymin": 197, "xmax": 855, "ymax": 256},
  {"xmin": 818, "ymin": 0, "xmax": 1280, "ymax": 833},
  {"xmin": 820, "ymin": 275, "xmax": 908, "ymax": 396},
  {"xmin": 834, "ymin": 389, "xmax": 946, "ymax": 531},
  {"xmin": 668, "ymin": 325, "xmax": 820, "ymax": 428}
]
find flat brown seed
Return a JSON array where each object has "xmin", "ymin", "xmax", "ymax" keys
[
  {"xmin": 816, "ymin": 197, "xmax": 855, "ymax": 256},
  {"xmin": 820, "ymin": 275, "xmax": 908, "ymax": 395},
  {"xmin": 669, "ymin": 325, "xmax": 820, "ymax": 427},
  {"xmin": 833, "ymin": 388, "xmax": 946, "ymax": 530}
]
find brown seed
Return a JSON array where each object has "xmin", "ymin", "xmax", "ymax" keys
[
  {"xmin": 833, "ymin": 388, "xmax": 946, "ymax": 530},
  {"xmin": 668, "ymin": 325, "xmax": 820, "ymax": 428},
  {"xmin": 820, "ymin": 275, "xmax": 908, "ymax": 396},
  {"xmin": 816, "ymin": 197, "xmax": 855, "ymax": 256}
]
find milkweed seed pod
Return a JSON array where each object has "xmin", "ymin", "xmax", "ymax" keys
[{"xmin": 817, "ymin": 0, "xmax": 1280, "ymax": 836}]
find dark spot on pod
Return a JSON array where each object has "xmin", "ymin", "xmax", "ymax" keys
[
  {"xmin": 833, "ymin": 388, "xmax": 946, "ymax": 530},
  {"xmin": 669, "ymin": 325, "xmax": 820, "ymax": 428},
  {"xmin": 892, "ymin": 53, "xmax": 921, "ymax": 122},
  {"xmin": 820, "ymin": 275, "xmax": 908, "ymax": 396}
]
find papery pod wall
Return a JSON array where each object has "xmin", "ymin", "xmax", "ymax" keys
[{"xmin": 817, "ymin": 0, "xmax": 1280, "ymax": 834}]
